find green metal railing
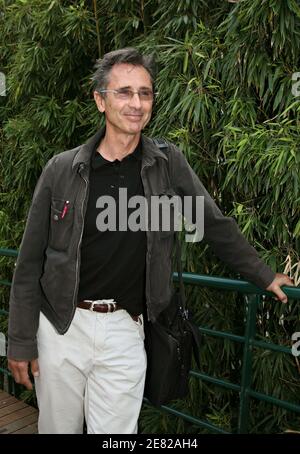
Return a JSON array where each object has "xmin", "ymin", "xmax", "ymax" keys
[{"xmin": 1, "ymin": 247, "xmax": 300, "ymax": 433}]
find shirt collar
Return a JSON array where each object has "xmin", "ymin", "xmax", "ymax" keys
[
  {"xmin": 72, "ymin": 127, "xmax": 168, "ymax": 173},
  {"xmin": 91, "ymin": 137, "xmax": 143, "ymax": 170}
]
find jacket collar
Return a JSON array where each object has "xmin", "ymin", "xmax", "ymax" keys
[
  {"xmin": 72, "ymin": 128, "xmax": 105, "ymax": 171},
  {"xmin": 72, "ymin": 127, "xmax": 168, "ymax": 172}
]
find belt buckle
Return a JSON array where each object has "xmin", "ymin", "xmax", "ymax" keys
[
  {"xmin": 93, "ymin": 299, "xmax": 117, "ymax": 312},
  {"xmin": 89, "ymin": 301, "xmax": 96, "ymax": 312}
]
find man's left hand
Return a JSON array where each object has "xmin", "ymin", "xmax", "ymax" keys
[{"xmin": 266, "ymin": 273, "xmax": 294, "ymax": 304}]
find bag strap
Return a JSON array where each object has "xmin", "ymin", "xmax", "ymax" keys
[
  {"xmin": 174, "ymin": 235, "xmax": 187, "ymax": 315},
  {"xmin": 153, "ymin": 138, "xmax": 202, "ymax": 368},
  {"xmin": 152, "ymin": 138, "xmax": 187, "ymax": 317},
  {"xmin": 152, "ymin": 137, "xmax": 169, "ymax": 150}
]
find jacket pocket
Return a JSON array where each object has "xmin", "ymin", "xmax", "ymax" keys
[{"xmin": 49, "ymin": 199, "xmax": 74, "ymax": 251}]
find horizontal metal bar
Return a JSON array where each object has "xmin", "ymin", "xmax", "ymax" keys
[
  {"xmin": 251, "ymin": 339, "xmax": 292, "ymax": 355},
  {"xmin": 174, "ymin": 272, "xmax": 300, "ymax": 299},
  {"xmin": 248, "ymin": 389, "xmax": 300, "ymax": 413},
  {"xmin": 200, "ymin": 328, "xmax": 293, "ymax": 354},
  {"xmin": 0, "ymin": 309, "xmax": 9, "ymax": 316},
  {"xmin": 143, "ymin": 398, "xmax": 230, "ymax": 433},
  {"xmin": 0, "ymin": 248, "xmax": 18, "ymax": 258},
  {"xmin": 0, "ymin": 280, "xmax": 12, "ymax": 287},
  {"xmin": 199, "ymin": 327, "xmax": 245, "ymax": 343},
  {"xmin": 0, "ymin": 367, "xmax": 11, "ymax": 377},
  {"xmin": 190, "ymin": 370, "xmax": 241, "ymax": 392}
]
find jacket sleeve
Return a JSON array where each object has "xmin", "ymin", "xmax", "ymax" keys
[
  {"xmin": 169, "ymin": 144, "xmax": 275, "ymax": 289},
  {"xmin": 7, "ymin": 158, "xmax": 55, "ymax": 361}
]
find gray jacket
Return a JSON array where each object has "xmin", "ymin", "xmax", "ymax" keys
[{"xmin": 8, "ymin": 129, "xmax": 275, "ymax": 360}]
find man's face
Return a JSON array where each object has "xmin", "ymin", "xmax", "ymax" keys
[{"xmin": 94, "ymin": 63, "xmax": 153, "ymax": 136}]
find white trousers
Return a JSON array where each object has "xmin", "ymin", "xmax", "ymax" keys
[{"xmin": 34, "ymin": 308, "xmax": 147, "ymax": 434}]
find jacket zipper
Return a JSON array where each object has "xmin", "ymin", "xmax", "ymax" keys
[
  {"xmin": 64, "ymin": 165, "xmax": 89, "ymax": 332},
  {"xmin": 141, "ymin": 161, "xmax": 152, "ymax": 322}
]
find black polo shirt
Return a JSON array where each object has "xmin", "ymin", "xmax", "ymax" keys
[{"xmin": 77, "ymin": 141, "xmax": 147, "ymax": 316}]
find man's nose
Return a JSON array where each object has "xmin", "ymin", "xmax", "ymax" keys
[{"xmin": 128, "ymin": 92, "xmax": 142, "ymax": 108}]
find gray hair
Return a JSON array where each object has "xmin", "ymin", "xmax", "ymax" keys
[{"xmin": 91, "ymin": 47, "xmax": 156, "ymax": 93}]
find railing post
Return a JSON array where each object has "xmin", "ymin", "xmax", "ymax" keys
[{"xmin": 238, "ymin": 294, "xmax": 259, "ymax": 433}]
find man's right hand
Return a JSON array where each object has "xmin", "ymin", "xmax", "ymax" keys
[{"xmin": 7, "ymin": 358, "xmax": 40, "ymax": 390}]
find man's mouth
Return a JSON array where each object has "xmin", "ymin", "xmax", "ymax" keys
[{"xmin": 124, "ymin": 113, "xmax": 143, "ymax": 121}]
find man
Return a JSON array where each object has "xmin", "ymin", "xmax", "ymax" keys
[{"xmin": 7, "ymin": 48, "xmax": 293, "ymax": 434}]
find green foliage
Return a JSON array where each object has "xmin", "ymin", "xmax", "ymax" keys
[{"xmin": 0, "ymin": 0, "xmax": 299, "ymax": 434}]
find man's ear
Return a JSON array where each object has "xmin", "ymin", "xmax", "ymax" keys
[{"xmin": 94, "ymin": 91, "xmax": 105, "ymax": 113}]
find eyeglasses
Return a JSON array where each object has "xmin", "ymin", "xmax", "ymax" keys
[{"xmin": 98, "ymin": 88, "xmax": 157, "ymax": 101}]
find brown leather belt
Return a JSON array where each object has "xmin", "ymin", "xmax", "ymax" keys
[{"xmin": 77, "ymin": 300, "xmax": 139, "ymax": 322}]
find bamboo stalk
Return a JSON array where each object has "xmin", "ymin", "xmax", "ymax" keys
[{"xmin": 93, "ymin": 0, "xmax": 101, "ymax": 58}]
